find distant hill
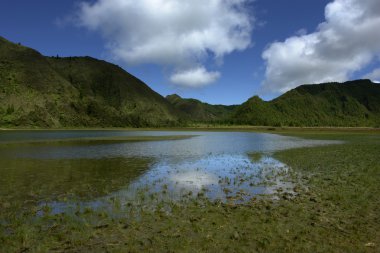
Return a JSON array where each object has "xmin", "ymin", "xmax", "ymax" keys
[
  {"xmin": 166, "ymin": 94, "xmax": 237, "ymax": 123},
  {"xmin": 0, "ymin": 36, "xmax": 179, "ymax": 127},
  {"xmin": 232, "ymin": 80, "xmax": 380, "ymax": 127}
]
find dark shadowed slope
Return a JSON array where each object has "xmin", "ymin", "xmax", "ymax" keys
[{"xmin": 166, "ymin": 94, "xmax": 237, "ymax": 123}]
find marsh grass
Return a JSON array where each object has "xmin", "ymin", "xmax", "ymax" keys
[{"xmin": 1, "ymin": 131, "xmax": 379, "ymax": 252}]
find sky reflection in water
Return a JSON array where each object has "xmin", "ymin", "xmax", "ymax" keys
[{"xmin": 0, "ymin": 131, "xmax": 341, "ymax": 213}]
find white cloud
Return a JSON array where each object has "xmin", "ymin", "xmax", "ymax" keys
[
  {"xmin": 170, "ymin": 67, "xmax": 220, "ymax": 87},
  {"xmin": 75, "ymin": 0, "xmax": 253, "ymax": 87},
  {"xmin": 364, "ymin": 68, "xmax": 380, "ymax": 83},
  {"xmin": 262, "ymin": 0, "xmax": 380, "ymax": 94}
]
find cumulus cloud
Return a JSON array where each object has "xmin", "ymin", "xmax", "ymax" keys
[
  {"xmin": 75, "ymin": 0, "xmax": 253, "ymax": 87},
  {"xmin": 262, "ymin": 0, "xmax": 380, "ymax": 93},
  {"xmin": 170, "ymin": 67, "xmax": 221, "ymax": 87},
  {"xmin": 364, "ymin": 68, "xmax": 380, "ymax": 83}
]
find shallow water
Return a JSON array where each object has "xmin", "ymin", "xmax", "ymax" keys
[{"xmin": 0, "ymin": 130, "xmax": 340, "ymax": 213}]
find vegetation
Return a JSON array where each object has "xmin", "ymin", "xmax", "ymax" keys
[
  {"xmin": 166, "ymin": 94, "xmax": 237, "ymax": 123},
  {"xmin": 232, "ymin": 80, "xmax": 380, "ymax": 127},
  {"xmin": 0, "ymin": 36, "xmax": 180, "ymax": 128},
  {"xmin": 0, "ymin": 130, "xmax": 379, "ymax": 252},
  {"xmin": 1, "ymin": 35, "xmax": 380, "ymax": 128}
]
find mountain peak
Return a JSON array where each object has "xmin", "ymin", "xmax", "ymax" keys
[
  {"xmin": 166, "ymin": 94, "xmax": 182, "ymax": 99},
  {"xmin": 0, "ymin": 36, "xmax": 179, "ymax": 127},
  {"xmin": 1, "ymin": 35, "xmax": 380, "ymax": 128}
]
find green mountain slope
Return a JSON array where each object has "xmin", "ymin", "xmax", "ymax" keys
[
  {"xmin": 166, "ymin": 94, "xmax": 237, "ymax": 123},
  {"xmin": 1, "ymin": 36, "xmax": 380, "ymax": 128},
  {"xmin": 232, "ymin": 80, "xmax": 380, "ymax": 127},
  {"xmin": 0, "ymin": 36, "xmax": 179, "ymax": 127}
]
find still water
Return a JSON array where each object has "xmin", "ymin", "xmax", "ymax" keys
[{"xmin": 0, "ymin": 130, "xmax": 339, "ymax": 213}]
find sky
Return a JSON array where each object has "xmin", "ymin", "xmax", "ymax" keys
[{"xmin": 1, "ymin": 0, "xmax": 379, "ymax": 105}]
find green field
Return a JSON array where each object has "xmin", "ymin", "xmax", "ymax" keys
[{"xmin": 0, "ymin": 130, "xmax": 379, "ymax": 252}]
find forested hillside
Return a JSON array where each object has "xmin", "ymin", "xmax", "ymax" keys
[
  {"xmin": 1, "ymin": 36, "xmax": 379, "ymax": 128},
  {"xmin": 166, "ymin": 94, "xmax": 237, "ymax": 123},
  {"xmin": 232, "ymin": 80, "xmax": 380, "ymax": 127},
  {"xmin": 0, "ymin": 36, "xmax": 180, "ymax": 127}
]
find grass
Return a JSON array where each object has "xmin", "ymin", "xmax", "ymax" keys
[
  {"xmin": 0, "ymin": 130, "xmax": 379, "ymax": 252},
  {"xmin": 272, "ymin": 132, "xmax": 380, "ymax": 251}
]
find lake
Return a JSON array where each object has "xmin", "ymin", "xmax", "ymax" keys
[{"xmin": 0, "ymin": 130, "xmax": 339, "ymax": 214}]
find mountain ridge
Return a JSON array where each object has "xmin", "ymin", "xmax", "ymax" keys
[
  {"xmin": 166, "ymin": 94, "xmax": 238, "ymax": 123},
  {"xmin": 0, "ymin": 36, "xmax": 181, "ymax": 127},
  {"xmin": 1, "ymin": 36, "xmax": 380, "ymax": 128},
  {"xmin": 232, "ymin": 79, "xmax": 380, "ymax": 127}
]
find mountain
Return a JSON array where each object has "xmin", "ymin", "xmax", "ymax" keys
[
  {"xmin": 0, "ymin": 36, "xmax": 179, "ymax": 127},
  {"xmin": 1, "ymin": 36, "xmax": 380, "ymax": 128},
  {"xmin": 166, "ymin": 94, "xmax": 237, "ymax": 123},
  {"xmin": 232, "ymin": 80, "xmax": 380, "ymax": 127}
]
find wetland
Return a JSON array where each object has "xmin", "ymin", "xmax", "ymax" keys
[{"xmin": 0, "ymin": 129, "xmax": 379, "ymax": 252}]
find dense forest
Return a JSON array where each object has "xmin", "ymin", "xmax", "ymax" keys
[
  {"xmin": 231, "ymin": 80, "xmax": 380, "ymax": 127},
  {"xmin": 166, "ymin": 94, "xmax": 237, "ymax": 123},
  {"xmin": 0, "ymin": 36, "xmax": 180, "ymax": 127},
  {"xmin": 1, "ymin": 36, "xmax": 380, "ymax": 128}
]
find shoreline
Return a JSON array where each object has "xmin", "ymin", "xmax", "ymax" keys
[{"xmin": 1, "ymin": 125, "xmax": 380, "ymax": 133}]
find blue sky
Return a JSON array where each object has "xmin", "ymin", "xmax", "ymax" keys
[{"xmin": 1, "ymin": 0, "xmax": 379, "ymax": 105}]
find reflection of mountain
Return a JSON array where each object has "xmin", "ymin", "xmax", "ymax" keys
[{"xmin": 0, "ymin": 157, "xmax": 152, "ymax": 203}]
